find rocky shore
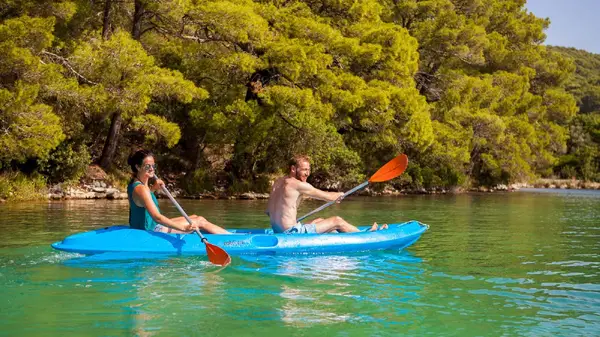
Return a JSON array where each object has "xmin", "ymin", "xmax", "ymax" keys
[
  {"xmin": 41, "ymin": 179, "xmax": 599, "ymax": 202},
  {"xmin": 48, "ymin": 181, "xmax": 129, "ymax": 200},
  {"xmin": 0, "ymin": 165, "xmax": 593, "ymax": 203}
]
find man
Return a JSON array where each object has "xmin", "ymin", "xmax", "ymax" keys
[{"xmin": 267, "ymin": 155, "xmax": 387, "ymax": 234}]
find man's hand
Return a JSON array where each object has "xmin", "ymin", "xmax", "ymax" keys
[{"xmin": 334, "ymin": 192, "xmax": 345, "ymax": 203}]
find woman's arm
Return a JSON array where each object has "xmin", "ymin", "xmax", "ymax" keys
[{"xmin": 133, "ymin": 184, "xmax": 191, "ymax": 231}]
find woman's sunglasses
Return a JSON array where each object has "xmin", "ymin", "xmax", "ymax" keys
[{"xmin": 142, "ymin": 164, "xmax": 157, "ymax": 171}]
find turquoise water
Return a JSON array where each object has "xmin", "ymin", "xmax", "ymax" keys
[{"xmin": 0, "ymin": 189, "xmax": 599, "ymax": 336}]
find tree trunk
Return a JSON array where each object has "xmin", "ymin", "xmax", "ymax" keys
[
  {"xmin": 99, "ymin": 112, "xmax": 123, "ymax": 169},
  {"xmin": 132, "ymin": 0, "xmax": 145, "ymax": 40},
  {"xmin": 102, "ymin": 0, "xmax": 112, "ymax": 40}
]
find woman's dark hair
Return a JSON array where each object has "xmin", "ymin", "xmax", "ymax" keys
[{"xmin": 128, "ymin": 149, "xmax": 153, "ymax": 175}]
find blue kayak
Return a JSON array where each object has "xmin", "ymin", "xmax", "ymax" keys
[{"xmin": 51, "ymin": 220, "xmax": 428, "ymax": 255}]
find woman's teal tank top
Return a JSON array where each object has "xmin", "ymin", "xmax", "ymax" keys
[{"xmin": 128, "ymin": 181, "xmax": 160, "ymax": 231}]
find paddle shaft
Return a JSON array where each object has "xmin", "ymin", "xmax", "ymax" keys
[
  {"xmin": 160, "ymin": 185, "xmax": 207, "ymax": 242},
  {"xmin": 296, "ymin": 181, "xmax": 369, "ymax": 222}
]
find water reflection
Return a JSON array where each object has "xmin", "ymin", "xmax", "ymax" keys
[
  {"xmin": 41, "ymin": 253, "xmax": 230, "ymax": 335},
  {"xmin": 232, "ymin": 252, "xmax": 426, "ymax": 327}
]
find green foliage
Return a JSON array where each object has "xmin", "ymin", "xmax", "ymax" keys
[
  {"xmin": 70, "ymin": 31, "xmax": 207, "ymax": 118},
  {"xmin": 2, "ymin": 0, "xmax": 598, "ymax": 198},
  {"xmin": 228, "ymin": 174, "xmax": 272, "ymax": 194},
  {"xmin": 551, "ymin": 47, "xmax": 600, "ymax": 113},
  {"xmin": 551, "ymin": 47, "xmax": 600, "ymax": 181},
  {"xmin": 1, "ymin": 1, "xmax": 77, "ymax": 21},
  {"xmin": 37, "ymin": 142, "xmax": 90, "ymax": 183},
  {"xmin": 181, "ymin": 169, "xmax": 215, "ymax": 195},
  {"xmin": 130, "ymin": 114, "xmax": 182, "ymax": 148},
  {"xmin": 380, "ymin": 0, "xmax": 582, "ymax": 187},
  {"xmin": 0, "ymin": 172, "xmax": 47, "ymax": 201},
  {"xmin": 0, "ymin": 84, "xmax": 65, "ymax": 164}
]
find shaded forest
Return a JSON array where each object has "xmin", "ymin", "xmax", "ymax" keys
[{"xmin": 1, "ymin": 0, "xmax": 598, "ymax": 199}]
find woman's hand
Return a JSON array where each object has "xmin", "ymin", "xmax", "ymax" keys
[
  {"xmin": 149, "ymin": 178, "xmax": 165, "ymax": 192},
  {"xmin": 182, "ymin": 217, "xmax": 206, "ymax": 232},
  {"xmin": 182, "ymin": 222, "xmax": 196, "ymax": 232}
]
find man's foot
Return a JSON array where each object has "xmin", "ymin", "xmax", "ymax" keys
[{"xmin": 367, "ymin": 223, "xmax": 389, "ymax": 231}]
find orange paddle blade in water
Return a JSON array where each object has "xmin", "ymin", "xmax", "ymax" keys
[
  {"xmin": 205, "ymin": 242, "xmax": 231, "ymax": 266},
  {"xmin": 369, "ymin": 154, "xmax": 409, "ymax": 183}
]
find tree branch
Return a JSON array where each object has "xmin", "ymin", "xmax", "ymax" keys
[
  {"xmin": 277, "ymin": 111, "xmax": 302, "ymax": 131},
  {"xmin": 41, "ymin": 51, "xmax": 97, "ymax": 85}
]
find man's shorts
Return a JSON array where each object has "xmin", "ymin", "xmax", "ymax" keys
[{"xmin": 283, "ymin": 222, "xmax": 318, "ymax": 234}]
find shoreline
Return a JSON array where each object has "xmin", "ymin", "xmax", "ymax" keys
[{"xmin": 0, "ymin": 179, "xmax": 597, "ymax": 203}]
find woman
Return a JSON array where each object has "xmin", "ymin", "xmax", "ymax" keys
[{"xmin": 127, "ymin": 149, "xmax": 230, "ymax": 234}]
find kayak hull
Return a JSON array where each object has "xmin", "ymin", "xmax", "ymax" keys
[{"xmin": 51, "ymin": 220, "xmax": 428, "ymax": 255}]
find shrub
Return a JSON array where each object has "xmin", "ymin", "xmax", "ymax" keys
[
  {"xmin": 559, "ymin": 165, "xmax": 578, "ymax": 179},
  {"xmin": 0, "ymin": 172, "xmax": 47, "ymax": 201},
  {"xmin": 227, "ymin": 174, "xmax": 272, "ymax": 194},
  {"xmin": 181, "ymin": 169, "xmax": 215, "ymax": 195},
  {"xmin": 38, "ymin": 143, "xmax": 91, "ymax": 184}
]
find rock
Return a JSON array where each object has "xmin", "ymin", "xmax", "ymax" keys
[
  {"xmin": 94, "ymin": 192, "xmax": 107, "ymax": 199},
  {"xmin": 71, "ymin": 190, "xmax": 86, "ymax": 198},
  {"xmin": 239, "ymin": 192, "xmax": 257, "ymax": 200},
  {"xmin": 48, "ymin": 193, "xmax": 63, "ymax": 200},
  {"xmin": 86, "ymin": 165, "xmax": 108, "ymax": 181},
  {"xmin": 448, "ymin": 187, "xmax": 462, "ymax": 194},
  {"xmin": 92, "ymin": 187, "xmax": 106, "ymax": 193},
  {"xmin": 495, "ymin": 184, "xmax": 508, "ymax": 191},
  {"xmin": 106, "ymin": 189, "xmax": 121, "ymax": 199},
  {"xmin": 49, "ymin": 184, "xmax": 63, "ymax": 194},
  {"xmin": 381, "ymin": 186, "xmax": 396, "ymax": 195},
  {"xmin": 238, "ymin": 192, "xmax": 269, "ymax": 199},
  {"xmin": 106, "ymin": 188, "xmax": 119, "ymax": 194},
  {"xmin": 508, "ymin": 184, "xmax": 522, "ymax": 191}
]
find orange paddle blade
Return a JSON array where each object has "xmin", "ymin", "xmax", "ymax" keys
[
  {"xmin": 368, "ymin": 154, "xmax": 409, "ymax": 183},
  {"xmin": 205, "ymin": 242, "xmax": 231, "ymax": 266}
]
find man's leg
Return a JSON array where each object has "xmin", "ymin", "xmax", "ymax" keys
[
  {"xmin": 313, "ymin": 216, "xmax": 361, "ymax": 233},
  {"xmin": 313, "ymin": 217, "xmax": 387, "ymax": 233}
]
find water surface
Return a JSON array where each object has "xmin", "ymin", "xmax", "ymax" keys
[{"xmin": 1, "ymin": 189, "xmax": 598, "ymax": 336}]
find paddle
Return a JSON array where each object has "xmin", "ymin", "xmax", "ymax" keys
[
  {"xmin": 159, "ymin": 184, "xmax": 231, "ymax": 266},
  {"xmin": 296, "ymin": 154, "xmax": 409, "ymax": 222}
]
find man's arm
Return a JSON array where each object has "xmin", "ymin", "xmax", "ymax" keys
[{"xmin": 296, "ymin": 182, "xmax": 343, "ymax": 202}]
